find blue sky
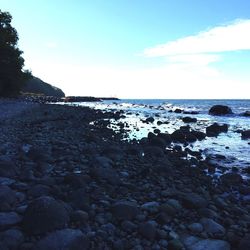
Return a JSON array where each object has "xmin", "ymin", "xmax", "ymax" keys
[{"xmin": 1, "ymin": 0, "xmax": 250, "ymax": 98}]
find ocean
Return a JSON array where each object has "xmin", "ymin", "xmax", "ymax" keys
[{"xmin": 57, "ymin": 99, "xmax": 250, "ymax": 177}]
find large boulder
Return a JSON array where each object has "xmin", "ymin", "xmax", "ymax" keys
[
  {"xmin": 220, "ymin": 173, "xmax": 243, "ymax": 186},
  {"xmin": 23, "ymin": 196, "xmax": 69, "ymax": 235},
  {"xmin": 209, "ymin": 105, "xmax": 233, "ymax": 115}
]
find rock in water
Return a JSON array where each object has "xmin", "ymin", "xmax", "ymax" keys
[
  {"xmin": 209, "ymin": 105, "xmax": 233, "ymax": 115},
  {"xmin": 23, "ymin": 196, "xmax": 69, "ymax": 235}
]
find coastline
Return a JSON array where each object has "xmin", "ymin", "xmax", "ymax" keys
[{"xmin": 0, "ymin": 99, "xmax": 249, "ymax": 249}]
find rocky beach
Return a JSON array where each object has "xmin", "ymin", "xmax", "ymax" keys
[{"xmin": 0, "ymin": 99, "xmax": 249, "ymax": 250}]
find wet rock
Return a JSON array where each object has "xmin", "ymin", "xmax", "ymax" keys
[
  {"xmin": 70, "ymin": 210, "xmax": 89, "ymax": 225},
  {"xmin": 0, "ymin": 229, "xmax": 24, "ymax": 250},
  {"xmin": 168, "ymin": 239, "xmax": 184, "ymax": 250},
  {"xmin": 241, "ymin": 130, "xmax": 250, "ymax": 139},
  {"xmin": 23, "ymin": 196, "xmax": 69, "ymax": 235},
  {"xmin": 121, "ymin": 220, "xmax": 137, "ymax": 233},
  {"xmin": 0, "ymin": 212, "xmax": 22, "ymax": 230},
  {"xmin": 111, "ymin": 201, "xmax": 139, "ymax": 221},
  {"xmin": 138, "ymin": 221, "xmax": 157, "ymax": 241},
  {"xmin": 242, "ymin": 111, "xmax": 250, "ymax": 117},
  {"xmin": 209, "ymin": 105, "xmax": 233, "ymax": 115},
  {"xmin": 206, "ymin": 123, "xmax": 228, "ymax": 137},
  {"xmin": 145, "ymin": 117, "xmax": 154, "ymax": 123},
  {"xmin": 174, "ymin": 109, "xmax": 182, "ymax": 113},
  {"xmin": 171, "ymin": 130, "xmax": 186, "ymax": 143},
  {"xmin": 182, "ymin": 117, "xmax": 197, "ymax": 123},
  {"xmin": 181, "ymin": 193, "xmax": 208, "ymax": 209},
  {"xmin": 200, "ymin": 218, "xmax": 225, "ymax": 237},
  {"xmin": 34, "ymin": 229, "xmax": 90, "ymax": 250},
  {"xmin": 188, "ymin": 239, "xmax": 230, "ymax": 250},
  {"xmin": 220, "ymin": 173, "xmax": 243, "ymax": 186}
]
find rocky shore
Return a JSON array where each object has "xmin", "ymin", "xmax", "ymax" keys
[{"xmin": 0, "ymin": 100, "xmax": 249, "ymax": 250}]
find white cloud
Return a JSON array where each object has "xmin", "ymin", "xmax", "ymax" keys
[{"xmin": 144, "ymin": 19, "xmax": 250, "ymax": 57}]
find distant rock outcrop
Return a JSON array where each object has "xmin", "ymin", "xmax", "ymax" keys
[{"xmin": 22, "ymin": 77, "xmax": 65, "ymax": 97}]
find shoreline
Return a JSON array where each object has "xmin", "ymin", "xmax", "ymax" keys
[{"xmin": 0, "ymin": 99, "xmax": 249, "ymax": 249}]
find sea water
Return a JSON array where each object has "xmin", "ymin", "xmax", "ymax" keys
[{"xmin": 57, "ymin": 99, "xmax": 250, "ymax": 174}]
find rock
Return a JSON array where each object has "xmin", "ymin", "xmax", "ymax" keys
[
  {"xmin": 143, "ymin": 146, "xmax": 164, "ymax": 158},
  {"xmin": 220, "ymin": 173, "xmax": 243, "ymax": 186},
  {"xmin": 188, "ymin": 223, "xmax": 204, "ymax": 234},
  {"xmin": 171, "ymin": 130, "xmax": 186, "ymax": 143},
  {"xmin": 23, "ymin": 196, "xmax": 69, "ymax": 235},
  {"xmin": 0, "ymin": 185, "xmax": 17, "ymax": 211},
  {"xmin": 166, "ymin": 199, "xmax": 182, "ymax": 211},
  {"xmin": 0, "ymin": 157, "xmax": 16, "ymax": 178},
  {"xmin": 238, "ymin": 234, "xmax": 250, "ymax": 250},
  {"xmin": 200, "ymin": 218, "xmax": 225, "ymax": 237},
  {"xmin": 111, "ymin": 201, "xmax": 139, "ymax": 221},
  {"xmin": 181, "ymin": 193, "xmax": 208, "ymax": 209},
  {"xmin": 242, "ymin": 111, "xmax": 250, "ymax": 117},
  {"xmin": 145, "ymin": 117, "xmax": 154, "ymax": 123},
  {"xmin": 138, "ymin": 221, "xmax": 157, "ymax": 241},
  {"xmin": 34, "ymin": 229, "xmax": 90, "ymax": 250},
  {"xmin": 189, "ymin": 239, "xmax": 230, "ymax": 250},
  {"xmin": 182, "ymin": 117, "xmax": 197, "ymax": 123},
  {"xmin": 90, "ymin": 167, "xmax": 121, "ymax": 185},
  {"xmin": 241, "ymin": 130, "xmax": 250, "ymax": 139},
  {"xmin": 0, "ymin": 229, "xmax": 24, "ymax": 250},
  {"xmin": 70, "ymin": 210, "xmax": 89, "ymax": 225},
  {"xmin": 0, "ymin": 212, "xmax": 22, "ymax": 230},
  {"xmin": 141, "ymin": 201, "xmax": 160, "ymax": 214},
  {"xmin": 168, "ymin": 239, "xmax": 184, "ymax": 250},
  {"xmin": 121, "ymin": 220, "xmax": 137, "ymax": 233},
  {"xmin": 0, "ymin": 177, "xmax": 15, "ymax": 186},
  {"xmin": 174, "ymin": 109, "xmax": 182, "ymax": 113},
  {"xmin": 68, "ymin": 188, "xmax": 89, "ymax": 211},
  {"xmin": 206, "ymin": 123, "xmax": 228, "ymax": 137},
  {"xmin": 209, "ymin": 105, "xmax": 233, "ymax": 115},
  {"xmin": 27, "ymin": 184, "xmax": 51, "ymax": 198}
]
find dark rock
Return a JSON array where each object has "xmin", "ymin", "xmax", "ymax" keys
[
  {"xmin": 206, "ymin": 123, "xmax": 228, "ymax": 137},
  {"xmin": 157, "ymin": 133, "xmax": 172, "ymax": 145},
  {"xmin": 220, "ymin": 173, "xmax": 243, "ymax": 186},
  {"xmin": 242, "ymin": 111, "xmax": 250, "ymax": 117},
  {"xmin": 68, "ymin": 188, "xmax": 89, "ymax": 211},
  {"xmin": 23, "ymin": 196, "xmax": 69, "ymax": 235},
  {"xmin": 90, "ymin": 167, "xmax": 121, "ymax": 185},
  {"xmin": 171, "ymin": 130, "xmax": 186, "ymax": 143},
  {"xmin": 0, "ymin": 212, "xmax": 22, "ymax": 230},
  {"xmin": 27, "ymin": 184, "xmax": 51, "ymax": 198},
  {"xmin": 200, "ymin": 218, "xmax": 225, "ymax": 237},
  {"xmin": 174, "ymin": 109, "xmax": 182, "ymax": 113},
  {"xmin": 0, "ymin": 229, "xmax": 24, "ymax": 250},
  {"xmin": 188, "ymin": 223, "xmax": 203, "ymax": 234},
  {"xmin": 138, "ymin": 221, "xmax": 157, "ymax": 241},
  {"xmin": 143, "ymin": 146, "xmax": 164, "ymax": 158},
  {"xmin": 0, "ymin": 157, "xmax": 16, "ymax": 178},
  {"xmin": 168, "ymin": 239, "xmax": 184, "ymax": 250},
  {"xmin": 209, "ymin": 105, "xmax": 233, "ymax": 115},
  {"xmin": 0, "ymin": 185, "xmax": 17, "ymax": 211},
  {"xmin": 182, "ymin": 117, "xmax": 197, "ymax": 123},
  {"xmin": 64, "ymin": 174, "xmax": 89, "ymax": 189},
  {"xmin": 189, "ymin": 239, "xmax": 230, "ymax": 250},
  {"xmin": 121, "ymin": 220, "xmax": 137, "ymax": 233},
  {"xmin": 241, "ymin": 130, "xmax": 250, "ymax": 139},
  {"xmin": 34, "ymin": 229, "xmax": 90, "ymax": 250},
  {"xmin": 111, "ymin": 201, "xmax": 139, "ymax": 221},
  {"xmin": 238, "ymin": 234, "xmax": 250, "ymax": 250},
  {"xmin": 70, "ymin": 210, "xmax": 89, "ymax": 225},
  {"xmin": 181, "ymin": 193, "xmax": 208, "ymax": 209},
  {"xmin": 145, "ymin": 117, "xmax": 154, "ymax": 123}
]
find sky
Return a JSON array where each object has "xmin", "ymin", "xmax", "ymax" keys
[{"xmin": 1, "ymin": 0, "xmax": 250, "ymax": 98}]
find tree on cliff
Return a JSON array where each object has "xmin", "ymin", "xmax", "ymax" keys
[{"xmin": 0, "ymin": 9, "xmax": 31, "ymax": 96}]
